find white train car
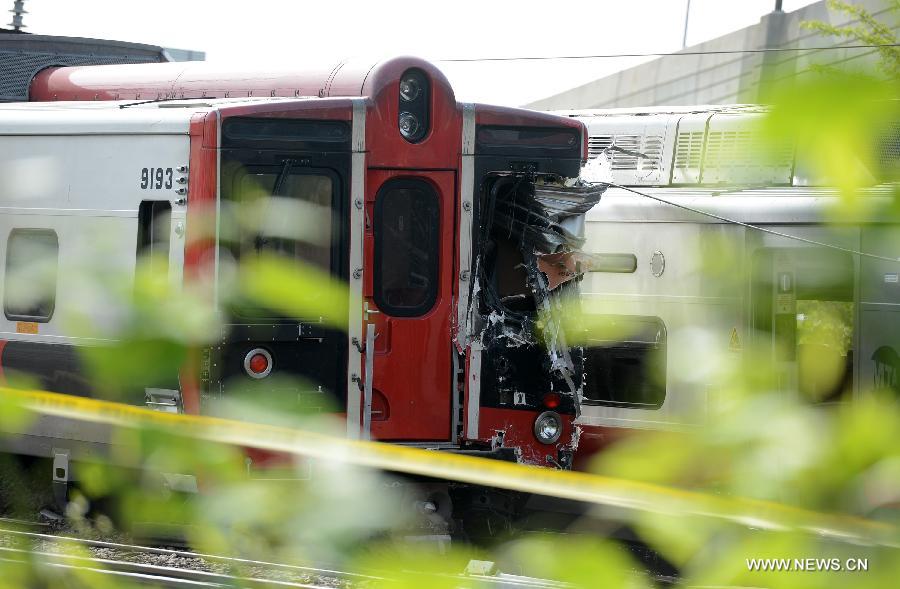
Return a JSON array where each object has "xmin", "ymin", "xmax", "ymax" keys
[
  {"xmin": 0, "ymin": 101, "xmax": 190, "ymax": 353},
  {"xmin": 556, "ymin": 105, "xmax": 899, "ymax": 455}
]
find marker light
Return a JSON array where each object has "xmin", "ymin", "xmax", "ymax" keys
[
  {"xmin": 398, "ymin": 112, "xmax": 420, "ymax": 140},
  {"xmin": 542, "ymin": 392, "xmax": 561, "ymax": 409},
  {"xmin": 533, "ymin": 411, "xmax": 562, "ymax": 444},
  {"xmin": 244, "ymin": 348, "xmax": 273, "ymax": 379},
  {"xmin": 399, "ymin": 77, "xmax": 421, "ymax": 102}
]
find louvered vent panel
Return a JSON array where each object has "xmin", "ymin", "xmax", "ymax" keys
[
  {"xmin": 703, "ymin": 130, "xmax": 794, "ymax": 183},
  {"xmin": 588, "ymin": 135, "xmax": 613, "ymax": 158},
  {"xmin": 639, "ymin": 135, "xmax": 664, "ymax": 172},
  {"xmin": 0, "ymin": 50, "xmax": 163, "ymax": 101},
  {"xmin": 769, "ymin": 139, "xmax": 795, "ymax": 170},
  {"xmin": 878, "ymin": 122, "xmax": 900, "ymax": 175},
  {"xmin": 611, "ymin": 135, "xmax": 641, "ymax": 170},
  {"xmin": 705, "ymin": 130, "xmax": 755, "ymax": 168},
  {"xmin": 674, "ymin": 132, "xmax": 704, "ymax": 169}
]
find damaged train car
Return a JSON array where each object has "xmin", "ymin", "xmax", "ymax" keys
[
  {"xmin": 463, "ymin": 173, "xmax": 604, "ymax": 465},
  {"xmin": 1, "ymin": 57, "xmax": 603, "ymax": 475}
]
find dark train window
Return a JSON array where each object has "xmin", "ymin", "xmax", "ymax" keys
[
  {"xmin": 234, "ymin": 169, "xmax": 335, "ymax": 272},
  {"xmin": 583, "ymin": 315, "xmax": 667, "ymax": 409},
  {"xmin": 136, "ymin": 200, "xmax": 172, "ymax": 274},
  {"xmin": 374, "ymin": 178, "xmax": 440, "ymax": 317},
  {"xmin": 4, "ymin": 229, "xmax": 59, "ymax": 323}
]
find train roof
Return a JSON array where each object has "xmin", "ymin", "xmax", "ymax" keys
[
  {"xmin": 553, "ymin": 104, "xmax": 767, "ymax": 118},
  {"xmin": 558, "ymin": 104, "xmax": 898, "ymax": 188},
  {"xmin": 587, "ymin": 184, "xmax": 899, "ymax": 224},
  {"xmin": 0, "ymin": 97, "xmax": 338, "ymax": 134},
  {"xmin": 28, "ymin": 57, "xmax": 445, "ymax": 103}
]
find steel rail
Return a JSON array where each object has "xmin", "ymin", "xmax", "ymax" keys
[
  {"xmin": 0, "ymin": 526, "xmax": 374, "ymax": 583},
  {"xmin": 0, "ymin": 555, "xmax": 220, "ymax": 587},
  {"xmin": 0, "ymin": 544, "xmax": 336, "ymax": 588},
  {"xmin": 0, "ymin": 527, "xmax": 573, "ymax": 588}
]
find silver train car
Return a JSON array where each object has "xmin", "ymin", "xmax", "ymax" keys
[{"xmin": 555, "ymin": 106, "xmax": 899, "ymax": 454}]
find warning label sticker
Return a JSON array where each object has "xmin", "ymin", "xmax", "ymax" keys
[
  {"xmin": 729, "ymin": 327, "xmax": 742, "ymax": 352},
  {"xmin": 16, "ymin": 322, "xmax": 38, "ymax": 334}
]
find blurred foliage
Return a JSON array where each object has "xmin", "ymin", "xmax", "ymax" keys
[
  {"xmin": 796, "ymin": 300, "xmax": 853, "ymax": 353},
  {"xmin": 235, "ymin": 255, "xmax": 349, "ymax": 329},
  {"xmin": 574, "ymin": 47, "xmax": 900, "ymax": 586},
  {"xmin": 801, "ymin": 0, "xmax": 900, "ymax": 80},
  {"xmin": 497, "ymin": 535, "xmax": 652, "ymax": 589},
  {"xmin": 2, "ymin": 28, "xmax": 900, "ymax": 588},
  {"xmin": 761, "ymin": 71, "xmax": 898, "ymax": 203}
]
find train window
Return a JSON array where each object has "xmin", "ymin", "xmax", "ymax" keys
[
  {"xmin": 235, "ymin": 170, "xmax": 334, "ymax": 272},
  {"xmin": 4, "ymin": 229, "xmax": 59, "ymax": 323},
  {"xmin": 136, "ymin": 200, "xmax": 172, "ymax": 274},
  {"xmin": 374, "ymin": 178, "xmax": 440, "ymax": 317},
  {"xmin": 796, "ymin": 299, "xmax": 854, "ymax": 402},
  {"xmin": 587, "ymin": 253, "xmax": 638, "ymax": 273},
  {"xmin": 582, "ymin": 315, "xmax": 667, "ymax": 409}
]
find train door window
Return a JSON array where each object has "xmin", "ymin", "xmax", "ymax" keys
[
  {"xmin": 582, "ymin": 315, "xmax": 667, "ymax": 408},
  {"xmin": 751, "ymin": 248, "xmax": 855, "ymax": 402},
  {"xmin": 374, "ymin": 178, "xmax": 440, "ymax": 317},
  {"xmin": 136, "ymin": 200, "xmax": 172, "ymax": 274},
  {"xmin": 4, "ymin": 229, "xmax": 59, "ymax": 323},
  {"xmin": 235, "ymin": 170, "xmax": 335, "ymax": 272}
]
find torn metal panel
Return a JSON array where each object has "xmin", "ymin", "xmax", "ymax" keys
[
  {"xmin": 469, "ymin": 172, "xmax": 604, "ymax": 427},
  {"xmin": 522, "ymin": 250, "xmax": 578, "ymax": 398},
  {"xmin": 482, "ymin": 176, "xmax": 605, "ymax": 255}
]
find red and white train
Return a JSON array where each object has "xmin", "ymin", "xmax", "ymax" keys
[{"xmin": 0, "ymin": 57, "xmax": 602, "ymax": 472}]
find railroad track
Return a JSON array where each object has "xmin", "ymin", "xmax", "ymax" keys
[
  {"xmin": 0, "ymin": 526, "xmax": 571, "ymax": 588},
  {"xmin": 0, "ymin": 544, "xmax": 341, "ymax": 588}
]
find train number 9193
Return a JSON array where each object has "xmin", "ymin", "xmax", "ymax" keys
[{"xmin": 140, "ymin": 167, "xmax": 174, "ymax": 190}]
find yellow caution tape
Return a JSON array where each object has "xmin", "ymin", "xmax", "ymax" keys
[{"xmin": 1, "ymin": 387, "xmax": 896, "ymax": 547}]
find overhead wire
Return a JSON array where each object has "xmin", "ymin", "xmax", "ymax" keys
[
  {"xmin": 439, "ymin": 43, "xmax": 900, "ymax": 63},
  {"xmin": 598, "ymin": 181, "xmax": 900, "ymax": 264}
]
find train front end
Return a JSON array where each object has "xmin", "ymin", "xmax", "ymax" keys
[{"xmin": 455, "ymin": 106, "xmax": 601, "ymax": 467}]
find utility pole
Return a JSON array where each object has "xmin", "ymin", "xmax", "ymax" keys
[
  {"xmin": 682, "ymin": 0, "xmax": 692, "ymax": 49},
  {"xmin": 8, "ymin": 0, "xmax": 27, "ymax": 31}
]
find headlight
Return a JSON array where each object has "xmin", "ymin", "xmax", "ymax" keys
[
  {"xmin": 397, "ymin": 68, "xmax": 429, "ymax": 143},
  {"xmin": 399, "ymin": 77, "xmax": 421, "ymax": 102},
  {"xmin": 398, "ymin": 112, "xmax": 420, "ymax": 140},
  {"xmin": 533, "ymin": 411, "xmax": 562, "ymax": 444}
]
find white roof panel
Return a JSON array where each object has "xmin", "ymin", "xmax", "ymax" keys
[
  {"xmin": 586, "ymin": 185, "xmax": 899, "ymax": 224},
  {"xmin": 0, "ymin": 97, "xmax": 322, "ymax": 135}
]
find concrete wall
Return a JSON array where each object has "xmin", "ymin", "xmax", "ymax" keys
[{"xmin": 526, "ymin": 0, "xmax": 899, "ymax": 110}]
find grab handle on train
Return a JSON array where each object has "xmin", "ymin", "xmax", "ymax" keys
[{"xmin": 362, "ymin": 324, "xmax": 376, "ymax": 440}]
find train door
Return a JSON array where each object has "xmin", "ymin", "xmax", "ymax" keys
[
  {"xmin": 210, "ymin": 117, "xmax": 352, "ymax": 414},
  {"xmin": 751, "ymin": 247, "xmax": 855, "ymax": 402},
  {"xmin": 362, "ymin": 170, "xmax": 455, "ymax": 441}
]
